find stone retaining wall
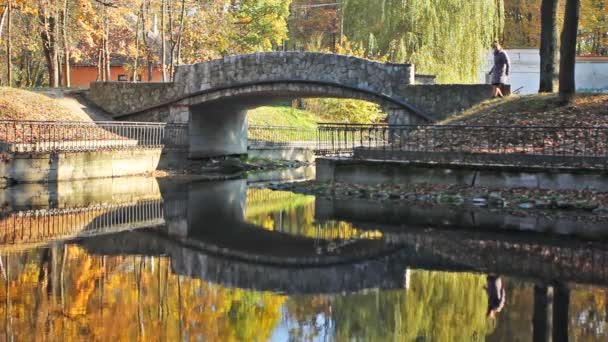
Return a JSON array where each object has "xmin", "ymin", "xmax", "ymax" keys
[
  {"xmin": 317, "ymin": 158, "xmax": 608, "ymax": 191},
  {"xmin": 89, "ymin": 82, "xmax": 176, "ymax": 116},
  {"xmin": 390, "ymin": 84, "xmax": 509, "ymax": 123},
  {"xmin": 0, "ymin": 148, "xmax": 162, "ymax": 183}
]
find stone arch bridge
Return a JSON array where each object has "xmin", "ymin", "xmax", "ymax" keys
[{"xmin": 89, "ymin": 52, "xmax": 497, "ymax": 158}]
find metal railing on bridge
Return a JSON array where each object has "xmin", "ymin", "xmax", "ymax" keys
[
  {"xmin": 163, "ymin": 123, "xmax": 189, "ymax": 150},
  {"xmin": 0, "ymin": 120, "xmax": 167, "ymax": 153},
  {"xmin": 248, "ymin": 125, "xmax": 318, "ymax": 149},
  {"xmin": 161, "ymin": 123, "xmax": 365, "ymax": 153},
  {"xmin": 317, "ymin": 123, "xmax": 608, "ymax": 169}
]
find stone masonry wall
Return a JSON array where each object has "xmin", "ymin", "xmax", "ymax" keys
[
  {"xmin": 174, "ymin": 52, "xmax": 414, "ymax": 96},
  {"xmin": 88, "ymin": 52, "xmax": 414, "ymax": 117},
  {"xmin": 389, "ymin": 84, "xmax": 509, "ymax": 123},
  {"xmin": 88, "ymin": 52, "xmax": 505, "ymax": 123},
  {"xmin": 89, "ymin": 82, "xmax": 177, "ymax": 116}
]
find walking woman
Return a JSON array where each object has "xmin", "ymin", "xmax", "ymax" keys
[{"xmin": 488, "ymin": 41, "xmax": 511, "ymax": 98}]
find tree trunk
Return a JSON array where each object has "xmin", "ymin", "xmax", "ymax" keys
[
  {"xmin": 96, "ymin": 48, "xmax": 102, "ymax": 81},
  {"xmin": 6, "ymin": 0, "xmax": 12, "ymax": 87},
  {"xmin": 533, "ymin": 285, "xmax": 553, "ymax": 342},
  {"xmin": 133, "ymin": 3, "xmax": 142, "ymax": 82},
  {"xmin": 0, "ymin": 6, "xmax": 7, "ymax": 41},
  {"xmin": 62, "ymin": 0, "xmax": 70, "ymax": 87},
  {"xmin": 160, "ymin": 0, "xmax": 167, "ymax": 82},
  {"xmin": 39, "ymin": 2, "xmax": 60, "ymax": 88},
  {"xmin": 558, "ymin": 0, "xmax": 580, "ymax": 104},
  {"xmin": 175, "ymin": 0, "xmax": 186, "ymax": 68},
  {"xmin": 168, "ymin": 0, "xmax": 174, "ymax": 79},
  {"xmin": 105, "ymin": 27, "xmax": 111, "ymax": 80},
  {"xmin": 539, "ymin": 0, "xmax": 558, "ymax": 93},
  {"xmin": 140, "ymin": 0, "xmax": 154, "ymax": 81},
  {"xmin": 552, "ymin": 284, "xmax": 569, "ymax": 342}
]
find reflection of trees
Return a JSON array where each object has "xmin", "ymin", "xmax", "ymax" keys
[
  {"xmin": 0, "ymin": 245, "xmax": 286, "ymax": 341},
  {"xmin": 246, "ymin": 189, "xmax": 382, "ymax": 241},
  {"xmin": 487, "ymin": 280, "xmax": 534, "ymax": 341},
  {"xmin": 286, "ymin": 270, "xmax": 496, "ymax": 341},
  {"xmin": 569, "ymin": 285, "xmax": 608, "ymax": 341}
]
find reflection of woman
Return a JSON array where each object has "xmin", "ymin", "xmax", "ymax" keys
[
  {"xmin": 488, "ymin": 41, "xmax": 511, "ymax": 98},
  {"xmin": 485, "ymin": 275, "xmax": 506, "ymax": 318}
]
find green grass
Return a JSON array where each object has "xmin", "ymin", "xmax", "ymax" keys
[{"xmin": 247, "ymin": 106, "xmax": 322, "ymax": 128}]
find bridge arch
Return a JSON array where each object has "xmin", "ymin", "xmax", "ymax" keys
[
  {"xmin": 172, "ymin": 79, "xmax": 430, "ymax": 158},
  {"xmin": 89, "ymin": 52, "xmax": 497, "ymax": 158}
]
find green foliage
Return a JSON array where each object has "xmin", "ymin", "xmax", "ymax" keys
[
  {"xmin": 303, "ymin": 98, "xmax": 386, "ymax": 124},
  {"xmin": 247, "ymin": 100, "xmax": 385, "ymax": 131},
  {"xmin": 180, "ymin": 0, "xmax": 292, "ymax": 62},
  {"xmin": 247, "ymin": 106, "xmax": 320, "ymax": 128},
  {"xmin": 231, "ymin": 0, "xmax": 291, "ymax": 52},
  {"xmin": 287, "ymin": 270, "xmax": 497, "ymax": 341},
  {"xmin": 339, "ymin": 0, "xmax": 504, "ymax": 83}
]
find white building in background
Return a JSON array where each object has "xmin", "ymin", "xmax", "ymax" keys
[{"xmin": 481, "ymin": 48, "xmax": 608, "ymax": 94}]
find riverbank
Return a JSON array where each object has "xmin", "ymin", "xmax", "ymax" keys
[
  {"xmin": 444, "ymin": 92, "xmax": 608, "ymax": 126},
  {"xmin": 273, "ymin": 180, "xmax": 608, "ymax": 220},
  {"xmin": 155, "ymin": 157, "xmax": 311, "ymax": 180},
  {"xmin": 0, "ymin": 87, "xmax": 109, "ymax": 121}
]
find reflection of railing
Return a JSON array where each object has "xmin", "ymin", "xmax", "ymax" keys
[
  {"xmin": 318, "ymin": 123, "xmax": 608, "ymax": 169},
  {"xmin": 0, "ymin": 200, "xmax": 164, "ymax": 248},
  {"xmin": 0, "ymin": 120, "xmax": 166, "ymax": 153}
]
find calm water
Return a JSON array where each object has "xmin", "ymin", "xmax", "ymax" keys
[{"xmin": 0, "ymin": 177, "xmax": 606, "ymax": 341}]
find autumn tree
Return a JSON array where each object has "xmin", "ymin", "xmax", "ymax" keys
[
  {"xmin": 504, "ymin": 0, "xmax": 542, "ymax": 47},
  {"xmin": 288, "ymin": 0, "xmax": 339, "ymax": 51},
  {"xmin": 37, "ymin": 0, "xmax": 61, "ymax": 87},
  {"xmin": 5, "ymin": 0, "xmax": 12, "ymax": 86},
  {"xmin": 505, "ymin": 0, "xmax": 608, "ymax": 56},
  {"xmin": 558, "ymin": 0, "xmax": 580, "ymax": 104},
  {"xmin": 539, "ymin": 0, "xmax": 559, "ymax": 92},
  {"xmin": 578, "ymin": 0, "xmax": 608, "ymax": 55}
]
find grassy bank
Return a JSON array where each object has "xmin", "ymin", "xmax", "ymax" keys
[
  {"xmin": 0, "ymin": 87, "xmax": 93, "ymax": 122},
  {"xmin": 247, "ymin": 106, "xmax": 321, "ymax": 128},
  {"xmin": 444, "ymin": 93, "xmax": 608, "ymax": 126}
]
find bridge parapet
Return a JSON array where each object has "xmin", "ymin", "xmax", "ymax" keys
[
  {"xmin": 174, "ymin": 52, "xmax": 414, "ymax": 96},
  {"xmin": 89, "ymin": 52, "xmax": 416, "ymax": 118}
]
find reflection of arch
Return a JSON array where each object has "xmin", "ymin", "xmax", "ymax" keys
[
  {"xmin": 79, "ymin": 229, "xmax": 409, "ymax": 295},
  {"xmin": 80, "ymin": 222, "xmax": 608, "ymax": 295}
]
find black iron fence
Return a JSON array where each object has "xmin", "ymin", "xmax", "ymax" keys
[
  {"xmin": 318, "ymin": 123, "xmax": 608, "ymax": 169},
  {"xmin": 0, "ymin": 120, "xmax": 167, "ymax": 153},
  {"xmin": 163, "ymin": 123, "xmax": 189, "ymax": 150}
]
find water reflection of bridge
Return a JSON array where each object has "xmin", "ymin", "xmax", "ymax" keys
[
  {"xmin": 80, "ymin": 229, "xmax": 404, "ymax": 295},
  {"xmin": 318, "ymin": 197, "xmax": 608, "ymax": 288},
  {"xmin": 69, "ymin": 179, "xmax": 608, "ymax": 295},
  {"xmin": 3, "ymin": 177, "xmax": 608, "ymax": 294},
  {"xmin": 0, "ymin": 177, "xmax": 165, "ymax": 253},
  {"xmin": 0, "ymin": 201, "xmax": 164, "ymax": 253}
]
